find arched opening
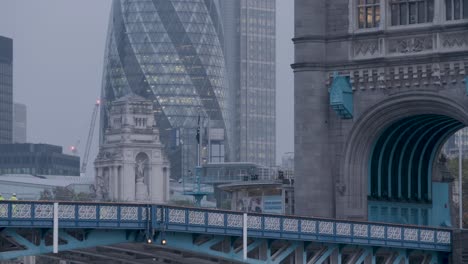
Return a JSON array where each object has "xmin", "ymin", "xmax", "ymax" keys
[
  {"xmin": 368, "ymin": 114, "xmax": 464, "ymax": 226},
  {"xmin": 339, "ymin": 93, "xmax": 468, "ymax": 225},
  {"xmin": 135, "ymin": 152, "xmax": 150, "ymax": 200}
]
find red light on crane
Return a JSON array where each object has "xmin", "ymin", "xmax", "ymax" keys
[{"xmin": 96, "ymin": 99, "xmax": 101, "ymax": 105}]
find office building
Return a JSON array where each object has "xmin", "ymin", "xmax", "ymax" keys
[
  {"xmin": 0, "ymin": 36, "xmax": 13, "ymax": 144},
  {"xmin": 0, "ymin": 143, "xmax": 80, "ymax": 176},
  {"xmin": 220, "ymin": 0, "xmax": 276, "ymax": 167},
  {"xmin": 101, "ymin": 0, "xmax": 231, "ymax": 179}
]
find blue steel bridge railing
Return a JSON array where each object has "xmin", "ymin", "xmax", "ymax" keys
[{"xmin": 0, "ymin": 201, "xmax": 452, "ymax": 252}]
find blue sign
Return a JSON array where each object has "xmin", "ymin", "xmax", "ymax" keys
[{"xmin": 263, "ymin": 196, "xmax": 282, "ymax": 214}]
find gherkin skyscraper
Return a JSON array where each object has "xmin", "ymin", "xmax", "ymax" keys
[{"xmin": 101, "ymin": 0, "xmax": 232, "ymax": 179}]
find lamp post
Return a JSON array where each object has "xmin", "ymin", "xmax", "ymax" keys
[{"xmin": 458, "ymin": 130, "xmax": 463, "ymax": 229}]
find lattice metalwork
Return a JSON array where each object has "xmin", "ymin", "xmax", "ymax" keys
[
  {"xmin": 283, "ymin": 218, "xmax": 299, "ymax": 232},
  {"xmin": 370, "ymin": 225, "xmax": 385, "ymax": 239},
  {"xmin": 207, "ymin": 212, "xmax": 224, "ymax": 227},
  {"xmin": 353, "ymin": 224, "xmax": 368, "ymax": 237},
  {"xmin": 387, "ymin": 226, "xmax": 402, "ymax": 240},
  {"xmin": 169, "ymin": 209, "xmax": 186, "ymax": 224},
  {"xmin": 58, "ymin": 204, "xmax": 75, "ymax": 219},
  {"xmin": 100, "ymin": 206, "xmax": 117, "ymax": 220},
  {"xmin": 0, "ymin": 204, "xmax": 8, "ymax": 218},
  {"xmin": 264, "ymin": 217, "xmax": 280, "ymax": 231},
  {"xmin": 301, "ymin": 220, "xmax": 316, "ymax": 233},
  {"xmin": 404, "ymin": 228, "xmax": 418, "ymax": 241},
  {"xmin": 318, "ymin": 221, "xmax": 334, "ymax": 235},
  {"xmin": 420, "ymin": 230, "xmax": 435, "ymax": 243},
  {"xmin": 78, "ymin": 205, "xmax": 96, "ymax": 220},
  {"xmin": 437, "ymin": 231, "xmax": 451, "ymax": 244},
  {"xmin": 142, "ymin": 207, "xmax": 150, "ymax": 220},
  {"xmin": 120, "ymin": 207, "xmax": 138, "ymax": 221},
  {"xmin": 34, "ymin": 204, "xmax": 53, "ymax": 219},
  {"xmin": 12, "ymin": 204, "xmax": 31, "ymax": 218},
  {"xmin": 227, "ymin": 214, "xmax": 243, "ymax": 228},
  {"xmin": 189, "ymin": 211, "xmax": 205, "ymax": 225},
  {"xmin": 248, "ymin": 216, "xmax": 262, "ymax": 229},
  {"xmin": 0, "ymin": 201, "xmax": 453, "ymax": 253},
  {"xmin": 336, "ymin": 223, "xmax": 351, "ymax": 236},
  {"xmin": 156, "ymin": 207, "xmax": 162, "ymax": 222}
]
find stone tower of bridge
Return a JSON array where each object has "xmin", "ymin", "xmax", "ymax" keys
[
  {"xmin": 294, "ymin": 0, "xmax": 468, "ymax": 226},
  {"xmin": 94, "ymin": 94, "xmax": 170, "ymax": 202}
]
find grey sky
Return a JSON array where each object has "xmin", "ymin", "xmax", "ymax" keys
[{"xmin": 0, "ymin": 0, "xmax": 294, "ymax": 171}]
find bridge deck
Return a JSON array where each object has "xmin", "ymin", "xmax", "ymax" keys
[{"xmin": 0, "ymin": 201, "xmax": 452, "ymax": 252}]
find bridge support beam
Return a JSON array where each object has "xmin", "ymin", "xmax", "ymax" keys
[
  {"xmin": 393, "ymin": 250, "xmax": 409, "ymax": 264},
  {"xmin": 0, "ymin": 228, "xmax": 138, "ymax": 260},
  {"xmin": 310, "ymin": 245, "xmax": 337, "ymax": 264},
  {"xmin": 294, "ymin": 242, "xmax": 306, "ymax": 264}
]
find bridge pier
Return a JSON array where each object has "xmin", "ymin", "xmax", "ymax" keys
[{"xmin": 451, "ymin": 229, "xmax": 468, "ymax": 264}]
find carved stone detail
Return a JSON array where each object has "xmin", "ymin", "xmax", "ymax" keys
[
  {"xmin": 441, "ymin": 32, "xmax": 468, "ymax": 49},
  {"xmin": 327, "ymin": 61, "xmax": 468, "ymax": 91},
  {"xmin": 353, "ymin": 39, "xmax": 379, "ymax": 58},
  {"xmin": 388, "ymin": 36, "xmax": 433, "ymax": 55}
]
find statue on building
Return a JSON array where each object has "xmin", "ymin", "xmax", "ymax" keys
[
  {"xmin": 95, "ymin": 169, "xmax": 109, "ymax": 200},
  {"xmin": 136, "ymin": 158, "xmax": 146, "ymax": 183}
]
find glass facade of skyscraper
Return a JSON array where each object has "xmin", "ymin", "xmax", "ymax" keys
[
  {"xmin": 101, "ymin": 0, "xmax": 231, "ymax": 178},
  {"xmin": 220, "ymin": 0, "xmax": 276, "ymax": 167},
  {"xmin": 0, "ymin": 36, "xmax": 13, "ymax": 144}
]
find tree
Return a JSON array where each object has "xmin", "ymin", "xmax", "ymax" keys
[{"xmin": 39, "ymin": 186, "xmax": 94, "ymax": 201}]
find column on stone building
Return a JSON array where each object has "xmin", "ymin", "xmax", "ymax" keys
[
  {"xmin": 294, "ymin": 0, "xmax": 332, "ymax": 218},
  {"xmin": 164, "ymin": 166, "xmax": 170, "ymax": 202},
  {"xmin": 95, "ymin": 167, "xmax": 103, "ymax": 200},
  {"xmin": 108, "ymin": 165, "xmax": 114, "ymax": 200},
  {"xmin": 109, "ymin": 165, "xmax": 118, "ymax": 201},
  {"xmin": 114, "ymin": 166, "xmax": 120, "ymax": 201},
  {"xmin": 122, "ymin": 163, "xmax": 136, "ymax": 201},
  {"xmin": 118, "ymin": 166, "xmax": 123, "ymax": 201},
  {"xmin": 149, "ymin": 162, "xmax": 164, "ymax": 203}
]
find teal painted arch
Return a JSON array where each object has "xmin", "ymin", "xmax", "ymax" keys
[{"xmin": 369, "ymin": 114, "xmax": 464, "ymax": 203}]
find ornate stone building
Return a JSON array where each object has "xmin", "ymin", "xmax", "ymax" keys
[
  {"xmin": 294, "ymin": 0, "xmax": 468, "ymax": 226},
  {"xmin": 94, "ymin": 94, "xmax": 169, "ymax": 202}
]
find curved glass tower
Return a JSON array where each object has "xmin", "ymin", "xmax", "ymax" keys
[{"xmin": 101, "ymin": 0, "xmax": 232, "ymax": 178}]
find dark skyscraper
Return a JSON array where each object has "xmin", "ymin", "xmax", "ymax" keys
[
  {"xmin": 0, "ymin": 36, "xmax": 13, "ymax": 144},
  {"xmin": 220, "ymin": 0, "xmax": 276, "ymax": 167},
  {"xmin": 101, "ymin": 0, "xmax": 231, "ymax": 178}
]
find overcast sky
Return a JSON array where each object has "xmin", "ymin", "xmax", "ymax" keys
[{"xmin": 0, "ymin": 0, "xmax": 294, "ymax": 174}]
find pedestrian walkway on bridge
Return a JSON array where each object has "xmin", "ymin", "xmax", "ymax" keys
[{"xmin": 0, "ymin": 201, "xmax": 453, "ymax": 263}]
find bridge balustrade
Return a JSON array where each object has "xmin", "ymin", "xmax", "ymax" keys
[{"xmin": 0, "ymin": 201, "xmax": 452, "ymax": 252}]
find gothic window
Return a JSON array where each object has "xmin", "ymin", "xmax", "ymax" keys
[
  {"xmin": 446, "ymin": 0, "xmax": 468, "ymax": 20},
  {"xmin": 390, "ymin": 0, "xmax": 434, "ymax": 26},
  {"xmin": 357, "ymin": 0, "xmax": 381, "ymax": 29}
]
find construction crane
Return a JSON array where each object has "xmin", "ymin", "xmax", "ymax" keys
[{"xmin": 80, "ymin": 99, "xmax": 100, "ymax": 174}]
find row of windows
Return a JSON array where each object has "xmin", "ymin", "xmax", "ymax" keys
[
  {"xmin": 358, "ymin": 0, "xmax": 468, "ymax": 29},
  {"xmin": 0, "ymin": 156, "xmax": 79, "ymax": 167},
  {"xmin": 390, "ymin": 0, "xmax": 434, "ymax": 26},
  {"xmin": 0, "ymin": 168, "xmax": 79, "ymax": 176}
]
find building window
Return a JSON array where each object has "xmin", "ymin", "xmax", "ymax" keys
[
  {"xmin": 446, "ymin": 0, "xmax": 468, "ymax": 20},
  {"xmin": 358, "ymin": 0, "xmax": 381, "ymax": 29},
  {"xmin": 390, "ymin": 0, "xmax": 434, "ymax": 26}
]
